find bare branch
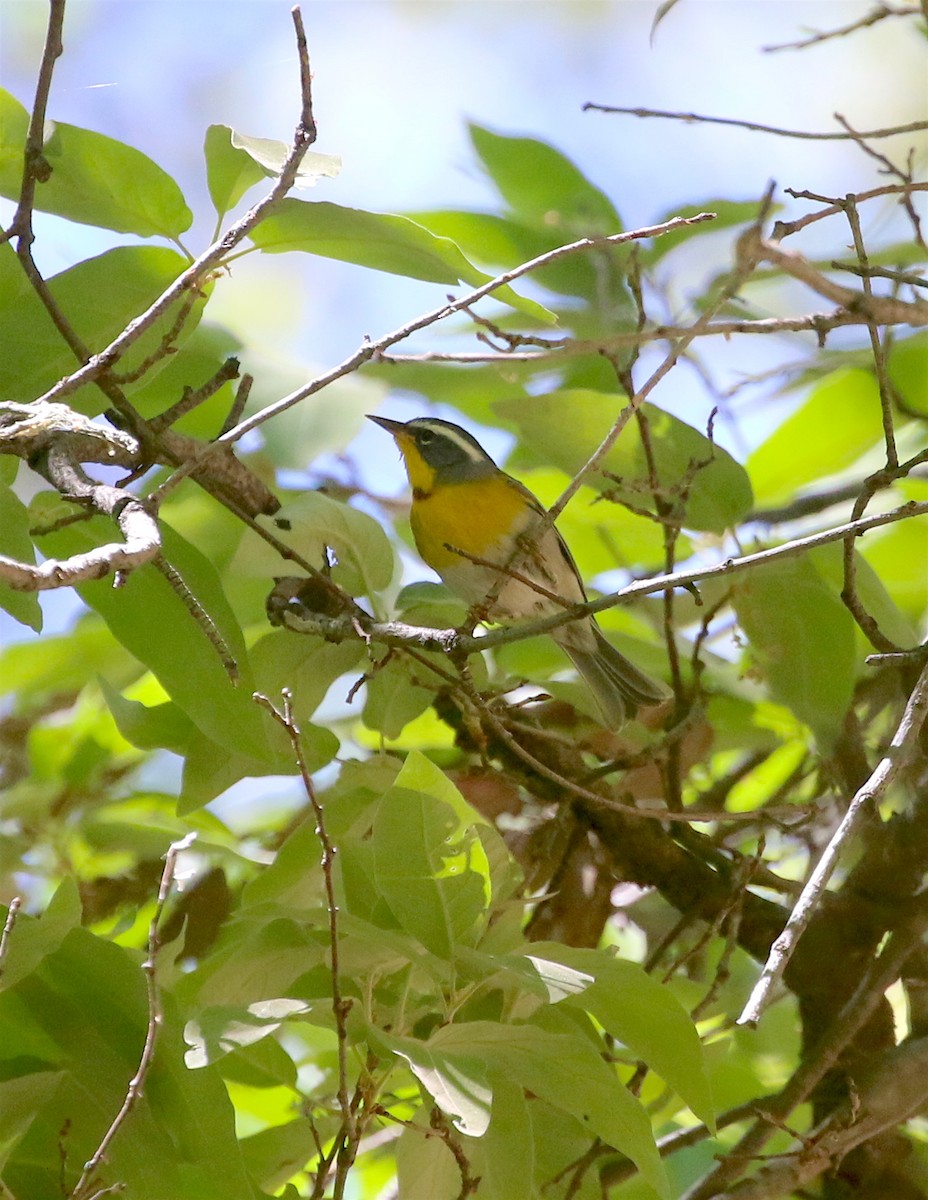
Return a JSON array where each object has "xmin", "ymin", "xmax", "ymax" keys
[
  {"xmin": 738, "ymin": 656, "xmax": 928, "ymax": 1028},
  {"xmin": 0, "ymin": 898, "xmax": 22, "ymax": 984},
  {"xmin": 762, "ymin": 3, "xmax": 922, "ymax": 53},
  {"xmin": 37, "ymin": 7, "xmax": 318, "ymax": 407},
  {"xmin": 255, "ymin": 690, "xmax": 357, "ymax": 1194},
  {"xmin": 583, "ymin": 101, "xmax": 928, "ymax": 141},
  {"xmin": 69, "ymin": 832, "xmax": 197, "ymax": 1200}
]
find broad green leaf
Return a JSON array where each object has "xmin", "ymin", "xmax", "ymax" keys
[
  {"xmin": 525, "ymin": 943, "xmax": 714, "ymax": 1128},
  {"xmin": 859, "ymin": 490, "xmax": 928, "ymax": 620},
  {"xmin": 32, "ymin": 505, "xmax": 274, "ymax": 762},
  {"xmin": 184, "ymin": 916, "xmax": 324, "ymax": 1008},
  {"xmin": 239, "ymin": 1119, "xmax": 321, "ymax": 1193},
  {"xmin": 0, "ymin": 927, "xmax": 256, "ymax": 1200},
  {"xmin": 178, "ymin": 721, "xmax": 338, "ymax": 814},
  {"xmin": 395, "ymin": 1119, "xmax": 461, "ymax": 1200},
  {"xmin": 430, "ymin": 1020, "xmax": 668, "ymax": 1198},
  {"xmin": 809, "ymin": 543, "xmax": 917, "ymax": 651},
  {"xmin": 248, "ymin": 198, "xmax": 553, "ymax": 323},
  {"xmin": 231, "ymin": 128, "xmax": 341, "ymax": 187},
  {"xmin": 204, "ymin": 124, "xmax": 341, "ymax": 219},
  {"xmin": 250, "ymin": 629, "xmax": 367, "ymax": 716},
  {"xmin": 254, "ymin": 491, "xmax": 395, "ymax": 596},
  {"xmin": 380, "ymin": 1030, "xmax": 492, "ymax": 1136},
  {"xmin": 99, "ymin": 680, "xmax": 198, "ymax": 754},
  {"xmin": 469, "ymin": 124, "xmax": 620, "ymax": 234},
  {"xmin": 363, "ymin": 654, "xmax": 437, "ymax": 739},
  {"xmin": 0, "ymin": 879, "xmax": 81, "ymax": 992},
  {"xmin": 733, "ymin": 555, "xmax": 857, "ymax": 744},
  {"xmin": 372, "ymin": 778, "xmax": 492, "ymax": 957},
  {"xmin": 408, "ymin": 208, "xmax": 617, "ymax": 303},
  {"xmin": 888, "ymin": 332, "xmax": 928, "ymax": 415},
  {"xmin": 747, "ymin": 369, "xmax": 884, "ymax": 505},
  {"xmin": 462, "ymin": 1079, "xmax": 533, "ymax": 1200},
  {"xmin": 205, "ymin": 123, "xmax": 267, "ymax": 217},
  {"xmin": 0, "ymin": 611, "xmax": 134, "ymax": 701},
  {"xmin": 0, "ymin": 243, "xmax": 202, "ymax": 411},
  {"xmin": 0, "ymin": 89, "xmax": 191, "ymax": 238},
  {"xmin": 184, "ymin": 998, "xmax": 311, "ymax": 1069},
  {"xmin": 497, "ymin": 389, "xmax": 753, "ymax": 533},
  {"xmin": 0, "ymin": 482, "xmax": 41, "ymax": 630}
]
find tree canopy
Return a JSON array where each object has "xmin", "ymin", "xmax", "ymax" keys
[{"xmin": 1, "ymin": 3, "xmax": 927, "ymax": 1198}]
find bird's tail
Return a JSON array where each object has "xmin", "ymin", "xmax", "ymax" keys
[{"xmin": 561, "ymin": 623, "xmax": 667, "ymax": 728}]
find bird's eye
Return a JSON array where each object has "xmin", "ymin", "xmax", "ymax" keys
[{"xmin": 417, "ymin": 430, "xmax": 435, "ymax": 445}]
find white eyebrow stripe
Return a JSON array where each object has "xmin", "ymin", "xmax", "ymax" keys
[{"xmin": 413, "ymin": 421, "xmax": 490, "ymax": 463}]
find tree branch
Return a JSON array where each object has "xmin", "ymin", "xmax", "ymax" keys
[{"xmin": 738, "ymin": 655, "xmax": 928, "ymax": 1028}]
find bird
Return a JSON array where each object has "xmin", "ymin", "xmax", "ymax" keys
[{"xmin": 368, "ymin": 413, "xmax": 666, "ymax": 726}]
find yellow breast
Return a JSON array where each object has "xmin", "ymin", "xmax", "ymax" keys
[{"xmin": 410, "ymin": 474, "xmax": 529, "ymax": 574}]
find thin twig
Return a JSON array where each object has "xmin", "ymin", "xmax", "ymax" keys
[
  {"xmin": 582, "ymin": 102, "xmax": 928, "ymax": 142},
  {"xmin": 548, "ymin": 188, "xmax": 771, "ymax": 521},
  {"xmin": 151, "ymin": 212, "xmax": 717, "ymax": 499},
  {"xmin": 737, "ymin": 656, "xmax": 928, "ymax": 1028},
  {"xmin": 255, "ymin": 689, "xmax": 357, "ymax": 1197},
  {"xmin": 762, "ymin": 4, "xmax": 921, "ymax": 53},
  {"xmin": 37, "ymin": 6, "xmax": 317, "ymax": 408},
  {"xmin": 69, "ymin": 832, "xmax": 196, "ymax": 1200},
  {"xmin": 0, "ymin": 898, "xmax": 22, "ymax": 983}
]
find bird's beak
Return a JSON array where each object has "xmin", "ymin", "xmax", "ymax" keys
[{"xmin": 366, "ymin": 413, "xmax": 407, "ymax": 438}]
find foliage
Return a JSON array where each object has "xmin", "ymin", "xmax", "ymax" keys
[{"xmin": 1, "ymin": 4, "xmax": 928, "ymax": 1200}]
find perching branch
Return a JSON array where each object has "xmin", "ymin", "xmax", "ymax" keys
[{"xmin": 268, "ymin": 497, "xmax": 928, "ymax": 657}]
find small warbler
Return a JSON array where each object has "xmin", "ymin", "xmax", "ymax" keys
[{"xmin": 368, "ymin": 414, "xmax": 666, "ymax": 726}]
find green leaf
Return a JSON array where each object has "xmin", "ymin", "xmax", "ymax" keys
[
  {"xmin": 248, "ymin": 197, "xmax": 553, "ymax": 323},
  {"xmin": 524, "ymin": 943, "xmax": 714, "ymax": 1128},
  {"xmin": 0, "ymin": 88, "xmax": 191, "ymax": 238},
  {"xmin": 0, "ymin": 611, "xmax": 134, "ymax": 702},
  {"xmin": 239, "ymin": 1119, "xmax": 320, "ymax": 1193},
  {"xmin": 184, "ymin": 998, "xmax": 311, "ymax": 1069},
  {"xmin": 363, "ymin": 653, "xmax": 440, "ymax": 739},
  {"xmin": 407, "ymin": 209, "xmax": 615, "ymax": 303},
  {"xmin": 888, "ymin": 333, "xmax": 928, "ymax": 415},
  {"xmin": 380, "ymin": 1030, "xmax": 493, "ymax": 1136},
  {"xmin": 0, "ymin": 243, "xmax": 202, "ymax": 411},
  {"xmin": 430, "ymin": 1020, "xmax": 668, "ymax": 1198},
  {"xmin": 250, "ymin": 629, "xmax": 366, "ymax": 717},
  {"xmin": 99, "ymin": 680, "xmax": 198, "ymax": 754},
  {"xmin": 469, "ymin": 124, "xmax": 620, "ymax": 234},
  {"xmin": 809, "ymin": 543, "xmax": 917, "ymax": 651},
  {"xmin": 0, "ymin": 927, "xmax": 257, "ymax": 1200},
  {"xmin": 32, "ymin": 507, "xmax": 274, "ymax": 762},
  {"xmin": 462, "ymin": 1079, "xmax": 533, "ymax": 1200},
  {"xmin": 0, "ymin": 482, "xmax": 42, "ymax": 631},
  {"xmin": 371, "ymin": 767, "xmax": 492, "ymax": 958},
  {"xmin": 497, "ymin": 389, "xmax": 753, "ymax": 533},
  {"xmin": 733, "ymin": 556, "xmax": 857, "ymax": 745},
  {"xmin": 0, "ymin": 879, "xmax": 81, "ymax": 992},
  {"xmin": 205, "ymin": 123, "xmax": 268, "ymax": 217},
  {"xmin": 747, "ymin": 369, "xmax": 884, "ymax": 505},
  {"xmin": 395, "ymin": 1119, "xmax": 461, "ymax": 1200},
  {"xmin": 230, "ymin": 128, "xmax": 341, "ymax": 187},
  {"xmin": 257, "ymin": 491, "xmax": 395, "ymax": 597}
]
